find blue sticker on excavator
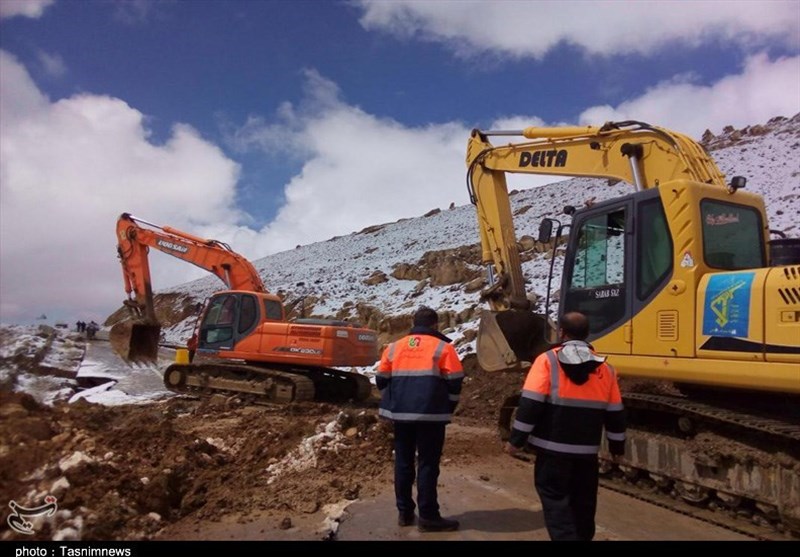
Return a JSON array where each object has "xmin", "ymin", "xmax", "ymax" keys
[{"xmin": 702, "ymin": 272, "xmax": 755, "ymax": 337}]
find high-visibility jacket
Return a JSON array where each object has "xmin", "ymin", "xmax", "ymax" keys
[
  {"xmin": 376, "ymin": 326, "xmax": 464, "ymax": 423},
  {"xmin": 509, "ymin": 343, "xmax": 626, "ymax": 458}
]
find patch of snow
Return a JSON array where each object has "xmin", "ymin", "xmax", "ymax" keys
[
  {"xmin": 68, "ymin": 381, "xmax": 116, "ymax": 404},
  {"xmin": 265, "ymin": 416, "xmax": 347, "ymax": 483},
  {"xmin": 58, "ymin": 451, "xmax": 94, "ymax": 472},
  {"xmin": 318, "ymin": 499, "xmax": 355, "ymax": 538}
]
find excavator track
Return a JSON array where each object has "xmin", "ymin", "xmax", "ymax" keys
[
  {"xmin": 597, "ymin": 465, "xmax": 795, "ymax": 540},
  {"xmin": 163, "ymin": 362, "xmax": 374, "ymax": 405},
  {"xmin": 163, "ymin": 363, "xmax": 315, "ymax": 404},
  {"xmin": 273, "ymin": 364, "xmax": 374, "ymax": 403},
  {"xmin": 613, "ymin": 393, "xmax": 800, "ymax": 537}
]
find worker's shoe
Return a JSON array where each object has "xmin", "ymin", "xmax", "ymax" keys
[
  {"xmin": 418, "ymin": 516, "xmax": 459, "ymax": 532},
  {"xmin": 398, "ymin": 512, "xmax": 416, "ymax": 527}
]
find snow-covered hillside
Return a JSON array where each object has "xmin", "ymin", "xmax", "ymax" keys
[{"xmin": 154, "ymin": 115, "xmax": 800, "ymax": 351}]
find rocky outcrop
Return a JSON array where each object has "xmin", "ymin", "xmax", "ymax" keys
[
  {"xmin": 700, "ymin": 114, "xmax": 800, "ymax": 151},
  {"xmin": 390, "ymin": 245, "xmax": 482, "ymax": 286}
]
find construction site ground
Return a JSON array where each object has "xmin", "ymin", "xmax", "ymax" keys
[{"xmin": 0, "ymin": 336, "xmax": 753, "ymax": 542}]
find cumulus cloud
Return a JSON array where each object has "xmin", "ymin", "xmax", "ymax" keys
[
  {"xmin": 579, "ymin": 53, "xmax": 800, "ymax": 137},
  {"xmin": 0, "ymin": 0, "xmax": 54, "ymax": 19},
  {"xmin": 0, "ymin": 50, "xmax": 242, "ymax": 324},
  {"xmin": 355, "ymin": 0, "xmax": 799, "ymax": 58},
  {"xmin": 228, "ymin": 69, "xmax": 556, "ymax": 260}
]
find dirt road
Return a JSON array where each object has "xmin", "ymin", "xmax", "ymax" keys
[{"xmin": 154, "ymin": 420, "xmax": 751, "ymax": 542}]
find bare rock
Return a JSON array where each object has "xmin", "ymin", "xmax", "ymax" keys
[{"xmin": 363, "ymin": 271, "xmax": 388, "ymax": 286}]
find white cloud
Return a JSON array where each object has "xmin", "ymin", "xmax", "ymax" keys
[
  {"xmin": 0, "ymin": 0, "xmax": 53, "ymax": 19},
  {"xmin": 579, "ymin": 53, "xmax": 800, "ymax": 137},
  {"xmin": 229, "ymin": 69, "xmax": 474, "ymax": 258},
  {"xmin": 36, "ymin": 49, "xmax": 67, "ymax": 78},
  {"xmin": 355, "ymin": 0, "xmax": 800, "ymax": 58},
  {"xmin": 0, "ymin": 50, "xmax": 242, "ymax": 324},
  {"xmin": 113, "ymin": 0, "xmax": 162, "ymax": 25}
]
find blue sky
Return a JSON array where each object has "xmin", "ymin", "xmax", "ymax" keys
[{"xmin": 1, "ymin": 0, "xmax": 798, "ymax": 325}]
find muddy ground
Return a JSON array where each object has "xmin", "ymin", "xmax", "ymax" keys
[{"xmin": 1, "ymin": 352, "xmax": 526, "ymax": 541}]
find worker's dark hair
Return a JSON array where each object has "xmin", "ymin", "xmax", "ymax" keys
[
  {"xmin": 559, "ymin": 312, "xmax": 590, "ymax": 340},
  {"xmin": 413, "ymin": 306, "xmax": 439, "ymax": 328}
]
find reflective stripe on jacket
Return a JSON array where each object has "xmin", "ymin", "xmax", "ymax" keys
[
  {"xmin": 376, "ymin": 327, "xmax": 464, "ymax": 423},
  {"xmin": 509, "ymin": 346, "xmax": 626, "ymax": 457}
]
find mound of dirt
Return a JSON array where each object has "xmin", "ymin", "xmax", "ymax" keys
[
  {"xmin": 455, "ymin": 353, "xmax": 524, "ymax": 427},
  {"xmin": 0, "ymin": 391, "xmax": 396, "ymax": 541}
]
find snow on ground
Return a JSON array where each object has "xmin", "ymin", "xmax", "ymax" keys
[
  {"xmin": 0, "ymin": 324, "xmax": 175, "ymax": 406},
  {"xmin": 265, "ymin": 414, "xmax": 348, "ymax": 484}
]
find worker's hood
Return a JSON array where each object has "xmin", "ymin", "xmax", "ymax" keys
[
  {"xmin": 557, "ymin": 340, "xmax": 606, "ymax": 385},
  {"xmin": 409, "ymin": 325, "xmax": 453, "ymax": 343}
]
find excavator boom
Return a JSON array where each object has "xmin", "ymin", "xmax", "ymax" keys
[
  {"xmin": 114, "ymin": 213, "xmax": 267, "ymax": 361},
  {"xmin": 466, "ymin": 120, "xmax": 736, "ymax": 371}
]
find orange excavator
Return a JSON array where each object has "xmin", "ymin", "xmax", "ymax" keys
[{"xmin": 113, "ymin": 213, "xmax": 377, "ymax": 403}]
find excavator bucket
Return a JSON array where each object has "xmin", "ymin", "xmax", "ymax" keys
[
  {"xmin": 109, "ymin": 321, "xmax": 161, "ymax": 362},
  {"xmin": 478, "ymin": 309, "xmax": 554, "ymax": 439},
  {"xmin": 476, "ymin": 309, "xmax": 552, "ymax": 372}
]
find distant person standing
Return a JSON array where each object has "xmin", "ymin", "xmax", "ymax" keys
[
  {"xmin": 505, "ymin": 311, "xmax": 626, "ymax": 541},
  {"xmin": 86, "ymin": 321, "xmax": 98, "ymax": 340},
  {"xmin": 376, "ymin": 306, "xmax": 464, "ymax": 532}
]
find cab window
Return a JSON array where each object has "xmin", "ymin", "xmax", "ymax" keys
[
  {"xmin": 238, "ymin": 295, "xmax": 257, "ymax": 334},
  {"xmin": 701, "ymin": 200, "xmax": 765, "ymax": 269},
  {"xmin": 564, "ymin": 207, "xmax": 627, "ymax": 336},
  {"xmin": 202, "ymin": 295, "xmax": 236, "ymax": 344},
  {"xmin": 637, "ymin": 199, "xmax": 672, "ymax": 300},
  {"xmin": 570, "ymin": 209, "xmax": 625, "ymax": 288},
  {"xmin": 264, "ymin": 299, "xmax": 283, "ymax": 321}
]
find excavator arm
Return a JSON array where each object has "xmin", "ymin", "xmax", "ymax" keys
[
  {"xmin": 466, "ymin": 120, "xmax": 730, "ymax": 371},
  {"xmin": 114, "ymin": 213, "xmax": 267, "ymax": 361}
]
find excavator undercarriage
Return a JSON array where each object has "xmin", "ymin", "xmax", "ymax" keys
[{"xmin": 162, "ymin": 361, "xmax": 373, "ymax": 404}]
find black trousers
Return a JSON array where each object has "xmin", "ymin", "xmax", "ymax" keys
[
  {"xmin": 393, "ymin": 421, "xmax": 446, "ymax": 520},
  {"xmin": 534, "ymin": 451, "xmax": 599, "ymax": 541}
]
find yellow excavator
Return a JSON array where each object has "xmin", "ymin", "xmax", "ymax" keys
[{"xmin": 466, "ymin": 120, "xmax": 800, "ymax": 534}]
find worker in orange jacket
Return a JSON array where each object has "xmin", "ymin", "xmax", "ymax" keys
[
  {"xmin": 506, "ymin": 311, "xmax": 626, "ymax": 541},
  {"xmin": 377, "ymin": 306, "xmax": 464, "ymax": 532}
]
